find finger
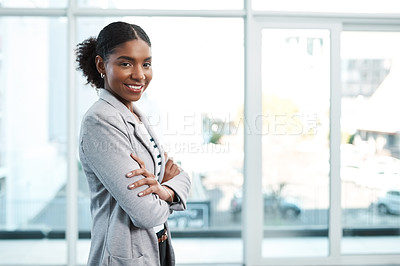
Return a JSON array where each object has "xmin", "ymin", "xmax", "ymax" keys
[
  {"xmin": 128, "ymin": 176, "xmax": 158, "ymax": 189},
  {"xmin": 173, "ymin": 166, "xmax": 180, "ymax": 176},
  {"xmin": 137, "ymin": 187, "xmax": 155, "ymax": 197},
  {"xmin": 130, "ymin": 153, "xmax": 145, "ymax": 169},
  {"xmin": 165, "ymin": 158, "xmax": 174, "ymax": 171},
  {"xmin": 126, "ymin": 168, "xmax": 145, "ymax": 178},
  {"xmin": 170, "ymin": 162, "xmax": 179, "ymax": 172},
  {"xmin": 171, "ymin": 168, "xmax": 180, "ymax": 177},
  {"xmin": 126, "ymin": 168, "xmax": 155, "ymax": 178}
]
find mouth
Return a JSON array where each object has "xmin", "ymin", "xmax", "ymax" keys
[{"xmin": 125, "ymin": 84, "xmax": 144, "ymax": 93}]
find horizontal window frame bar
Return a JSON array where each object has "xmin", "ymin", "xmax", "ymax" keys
[
  {"xmin": 2, "ymin": 7, "xmax": 400, "ymax": 24},
  {"xmin": 1, "ymin": 228, "xmax": 399, "ymax": 239},
  {"xmin": 73, "ymin": 8, "xmax": 246, "ymax": 17},
  {"xmin": 0, "ymin": 8, "xmax": 66, "ymax": 16},
  {"xmin": 253, "ymin": 11, "xmax": 400, "ymax": 28},
  {"xmin": 0, "ymin": 7, "xmax": 245, "ymax": 17},
  {"xmin": 253, "ymin": 10, "xmax": 400, "ymax": 21}
]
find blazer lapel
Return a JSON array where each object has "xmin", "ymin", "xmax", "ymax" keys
[
  {"xmin": 98, "ymin": 89, "xmax": 161, "ymax": 178},
  {"xmin": 132, "ymin": 123, "xmax": 157, "ymax": 175},
  {"xmin": 132, "ymin": 104, "xmax": 165, "ymax": 182}
]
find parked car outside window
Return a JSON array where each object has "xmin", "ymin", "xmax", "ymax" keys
[
  {"xmin": 375, "ymin": 190, "xmax": 400, "ymax": 215},
  {"xmin": 230, "ymin": 190, "xmax": 302, "ymax": 221}
]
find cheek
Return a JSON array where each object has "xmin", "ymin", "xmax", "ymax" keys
[
  {"xmin": 146, "ymin": 71, "xmax": 153, "ymax": 83},
  {"xmin": 108, "ymin": 68, "xmax": 127, "ymax": 83}
]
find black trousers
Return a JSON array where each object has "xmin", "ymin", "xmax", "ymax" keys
[{"xmin": 157, "ymin": 229, "xmax": 169, "ymax": 266}]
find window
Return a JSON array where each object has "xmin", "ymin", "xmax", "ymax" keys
[
  {"xmin": 261, "ymin": 28, "xmax": 331, "ymax": 257},
  {"xmin": 0, "ymin": 16, "xmax": 68, "ymax": 265},
  {"xmin": 1, "ymin": 2, "xmax": 400, "ymax": 265},
  {"xmin": 341, "ymin": 31, "xmax": 400, "ymax": 255},
  {"xmin": 76, "ymin": 16, "xmax": 244, "ymax": 264},
  {"xmin": 0, "ymin": 29, "xmax": 4, "ymax": 168}
]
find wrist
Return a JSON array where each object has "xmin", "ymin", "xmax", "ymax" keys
[{"xmin": 162, "ymin": 186, "xmax": 174, "ymax": 202}]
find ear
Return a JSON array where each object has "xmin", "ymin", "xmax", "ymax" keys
[{"xmin": 95, "ymin": 55, "xmax": 105, "ymax": 75}]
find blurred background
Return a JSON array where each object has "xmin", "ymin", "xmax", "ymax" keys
[{"xmin": 0, "ymin": 0, "xmax": 399, "ymax": 265}]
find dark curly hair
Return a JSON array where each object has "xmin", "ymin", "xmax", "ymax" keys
[{"xmin": 75, "ymin": 21, "xmax": 151, "ymax": 89}]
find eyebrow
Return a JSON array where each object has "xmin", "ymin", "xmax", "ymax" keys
[{"xmin": 116, "ymin": 55, "xmax": 152, "ymax": 61}]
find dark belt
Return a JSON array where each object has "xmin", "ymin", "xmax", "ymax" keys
[{"xmin": 157, "ymin": 229, "xmax": 168, "ymax": 243}]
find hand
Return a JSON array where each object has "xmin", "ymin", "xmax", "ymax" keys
[
  {"xmin": 162, "ymin": 152, "xmax": 180, "ymax": 184},
  {"xmin": 126, "ymin": 153, "xmax": 174, "ymax": 202}
]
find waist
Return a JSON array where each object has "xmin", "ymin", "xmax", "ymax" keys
[
  {"xmin": 156, "ymin": 228, "xmax": 168, "ymax": 243},
  {"xmin": 154, "ymin": 223, "xmax": 164, "ymax": 233}
]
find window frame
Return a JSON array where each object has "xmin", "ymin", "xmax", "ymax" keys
[{"xmin": 0, "ymin": 1, "xmax": 400, "ymax": 265}]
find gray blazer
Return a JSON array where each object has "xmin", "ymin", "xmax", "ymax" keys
[{"xmin": 79, "ymin": 89, "xmax": 191, "ymax": 266}]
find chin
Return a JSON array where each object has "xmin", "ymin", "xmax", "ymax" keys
[{"xmin": 130, "ymin": 95, "xmax": 143, "ymax": 102}]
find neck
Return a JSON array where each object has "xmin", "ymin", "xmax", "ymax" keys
[
  {"xmin": 127, "ymin": 102, "xmax": 134, "ymax": 113},
  {"xmin": 105, "ymin": 88, "xmax": 134, "ymax": 112},
  {"xmin": 130, "ymin": 104, "xmax": 141, "ymax": 122}
]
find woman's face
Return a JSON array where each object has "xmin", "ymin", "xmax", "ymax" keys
[{"xmin": 98, "ymin": 39, "xmax": 153, "ymax": 108}]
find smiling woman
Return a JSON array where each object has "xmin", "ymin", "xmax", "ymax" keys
[{"xmin": 75, "ymin": 21, "xmax": 191, "ymax": 266}]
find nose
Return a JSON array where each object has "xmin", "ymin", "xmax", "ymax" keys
[{"xmin": 131, "ymin": 66, "xmax": 146, "ymax": 81}]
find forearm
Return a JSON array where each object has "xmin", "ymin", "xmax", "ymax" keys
[{"xmin": 161, "ymin": 170, "xmax": 191, "ymax": 210}]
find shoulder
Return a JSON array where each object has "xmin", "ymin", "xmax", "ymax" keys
[
  {"xmin": 81, "ymin": 99, "xmax": 128, "ymax": 134},
  {"xmin": 83, "ymin": 99, "xmax": 123, "ymax": 121}
]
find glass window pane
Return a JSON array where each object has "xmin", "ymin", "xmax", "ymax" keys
[
  {"xmin": 0, "ymin": 17, "xmax": 67, "ymax": 264},
  {"xmin": 261, "ymin": 29, "xmax": 331, "ymax": 258},
  {"xmin": 77, "ymin": 0, "xmax": 242, "ymax": 10},
  {"xmin": 253, "ymin": 0, "xmax": 400, "ymax": 13},
  {"xmin": 341, "ymin": 31, "xmax": 400, "ymax": 255},
  {"xmin": 0, "ymin": 30, "xmax": 4, "ymax": 168},
  {"xmin": 0, "ymin": 0, "xmax": 66, "ymax": 8},
  {"xmin": 76, "ymin": 17, "xmax": 244, "ymax": 265}
]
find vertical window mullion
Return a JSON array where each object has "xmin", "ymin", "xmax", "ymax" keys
[
  {"xmin": 329, "ymin": 23, "xmax": 343, "ymax": 262},
  {"xmin": 66, "ymin": 0, "xmax": 78, "ymax": 265},
  {"xmin": 244, "ymin": 0, "xmax": 264, "ymax": 264}
]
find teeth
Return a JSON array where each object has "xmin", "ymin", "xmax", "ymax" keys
[{"xmin": 127, "ymin": 85, "xmax": 142, "ymax": 90}]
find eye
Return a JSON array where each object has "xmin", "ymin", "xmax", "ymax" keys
[
  {"xmin": 143, "ymin": 62, "xmax": 152, "ymax": 68},
  {"xmin": 120, "ymin": 62, "xmax": 132, "ymax": 67}
]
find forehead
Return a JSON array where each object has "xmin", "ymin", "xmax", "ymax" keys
[{"xmin": 111, "ymin": 39, "xmax": 152, "ymax": 59}]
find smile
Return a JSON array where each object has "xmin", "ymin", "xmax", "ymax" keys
[{"xmin": 125, "ymin": 84, "xmax": 144, "ymax": 93}]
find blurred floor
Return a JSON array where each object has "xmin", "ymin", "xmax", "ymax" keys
[{"xmin": 0, "ymin": 237, "xmax": 399, "ymax": 265}]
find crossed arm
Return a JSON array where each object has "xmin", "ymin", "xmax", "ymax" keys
[
  {"xmin": 126, "ymin": 153, "xmax": 180, "ymax": 203},
  {"xmin": 80, "ymin": 110, "xmax": 190, "ymax": 227}
]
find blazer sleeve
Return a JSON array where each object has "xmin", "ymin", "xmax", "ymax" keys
[
  {"xmin": 162, "ymin": 169, "xmax": 191, "ymax": 211},
  {"xmin": 80, "ymin": 109, "xmax": 170, "ymax": 229}
]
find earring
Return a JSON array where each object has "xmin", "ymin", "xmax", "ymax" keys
[{"xmin": 101, "ymin": 73, "xmax": 105, "ymax": 79}]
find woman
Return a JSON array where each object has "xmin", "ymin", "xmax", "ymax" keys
[{"xmin": 76, "ymin": 21, "xmax": 191, "ymax": 266}]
